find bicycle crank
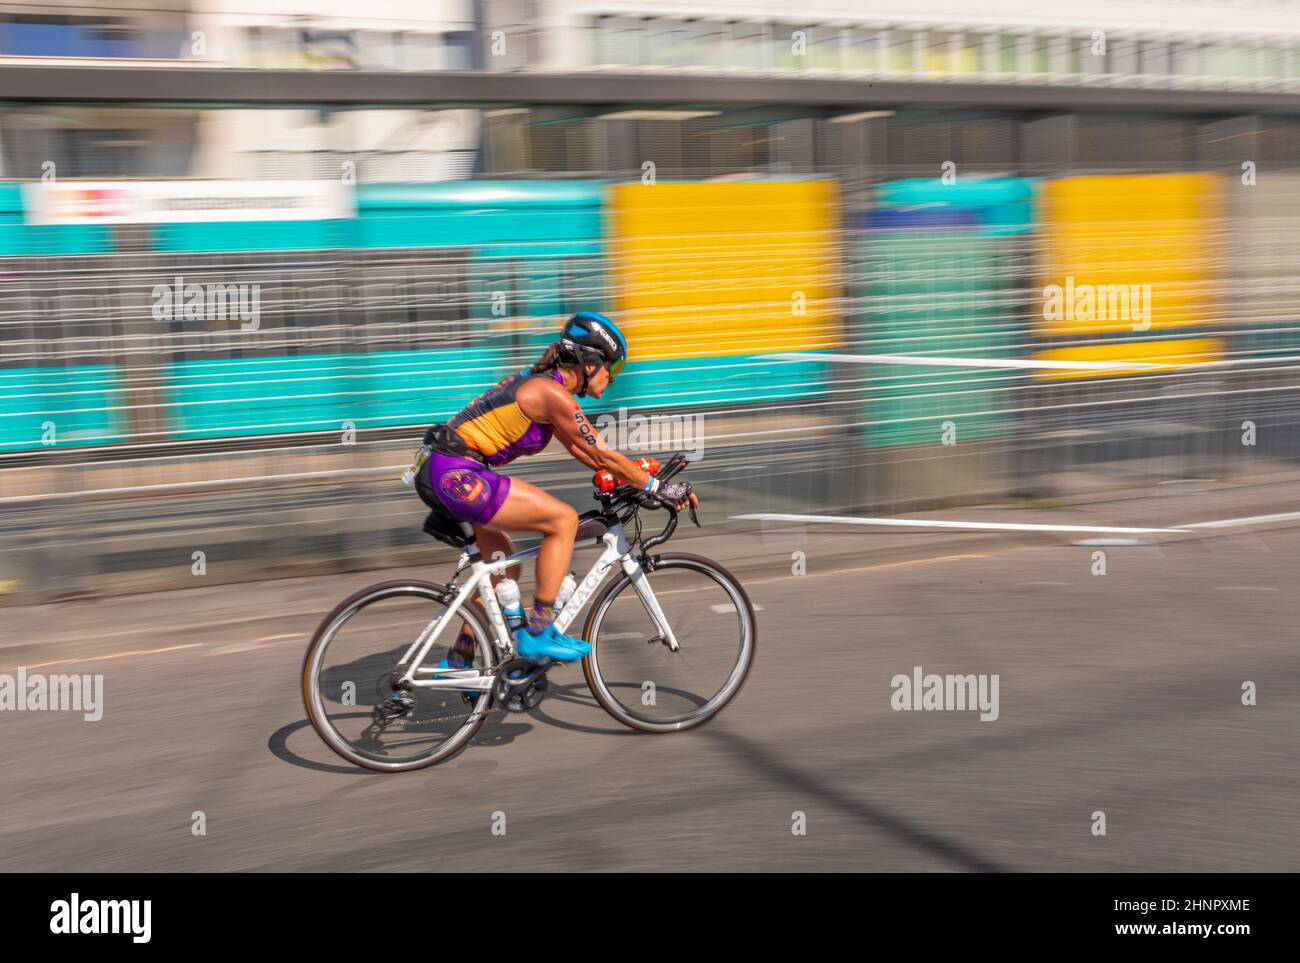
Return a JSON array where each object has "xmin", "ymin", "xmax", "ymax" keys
[{"xmin": 493, "ymin": 657, "xmax": 553, "ymax": 713}]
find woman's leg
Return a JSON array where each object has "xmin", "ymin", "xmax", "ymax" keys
[
  {"xmin": 479, "ymin": 475, "xmax": 578, "ymax": 610},
  {"xmin": 422, "ymin": 451, "xmax": 578, "ymax": 657},
  {"xmin": 445, "ymin": 527, "xmax": 518, "ymax": 665},
  {"xmin": 473, "ymin": 528, "xmax": 521, "ymax": 583},
  {"xmin": 446, "ymin": 486, "xmax": 575, "ymax": 662}
]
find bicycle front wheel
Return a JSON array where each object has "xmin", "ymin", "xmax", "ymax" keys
[{"xmin": 581, "ymin": 552, "xmax": 756, "ymax": 732}]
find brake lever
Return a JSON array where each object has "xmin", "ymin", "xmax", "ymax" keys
[{"xmin": 688, "ymin": 502, "xmax": 701, "ymax": 527}]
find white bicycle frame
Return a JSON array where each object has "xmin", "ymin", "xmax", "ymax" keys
[{"xmin": 395, "ymin": 520, "xmax": 680, "ymax": 694}]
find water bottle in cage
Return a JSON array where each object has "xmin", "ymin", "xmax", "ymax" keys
[
  {"xmin": 495, "ymin": 578, "xmax": 527, "ymax": 632},
  {"xmin": 557, "ymin": 572, "xmax": 577, "ymax": 612},
  {"xmin": 402, "ymin": 445, "xmax": 430, "ymax": 487}
]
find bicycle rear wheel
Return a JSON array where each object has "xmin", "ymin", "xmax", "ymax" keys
[
  {"xmin": 302, "ymin": 580, "xmax": 497, "ymax": 772},
  {"xmin": 581, "ymin": 553, "xmax": 756, "ymax": 732}
]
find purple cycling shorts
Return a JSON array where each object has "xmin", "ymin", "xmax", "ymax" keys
[{"xmin": 419, "ymin": 451, "xmax": 512, "ymax": 526}]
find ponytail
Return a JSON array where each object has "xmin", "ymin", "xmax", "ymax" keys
[{"xmin": 530, "ymin": 342, "xmax": 563, "ymax": 374}]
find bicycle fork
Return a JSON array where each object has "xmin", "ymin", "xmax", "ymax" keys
[{"xmin": 622, "ymin": 555, "xmax": 681, "ymax": 652}]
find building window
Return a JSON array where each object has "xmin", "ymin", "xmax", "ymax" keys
[
  {"xmin": 808, "ymin": 26, "xmax": 842, "ymax": 69},
  {"xmin": 728, "ymin": 21, "xmax": 767, "ymax": 70},
  {"xmin": 647, "ymin": 19, "xmax": 703, "ymax": 67},
  {"xmin": 886, "ymin": 29, "xmax": 922, "ymax": 72}
]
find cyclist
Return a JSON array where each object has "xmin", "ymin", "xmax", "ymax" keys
[{"xmin": 415, "ymin": 311, "xmax": 698, "ymax": 665}]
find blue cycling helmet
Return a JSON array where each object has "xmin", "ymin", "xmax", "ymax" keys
[
  {"xmin": 559, "ymin": 311, "xmax": 627, "ymax": 375},
  {"xmin": 558, "ymin": 311, "xmax": 626, "ymax": 396}
]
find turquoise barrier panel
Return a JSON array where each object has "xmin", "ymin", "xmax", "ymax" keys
[
  {"xmin": 857, "ymin": 177, "xmax": 1038, "ymax": 447},
  {"xmin": 874, "ymin": 177, "xmax": 1037, "ymax": 237},
  {"xmin": 0, "ymin": 182, "xmax": 114, "ymax": 255},
  {"xmin": 356, "ymin": 181, "xmax": 604, "ymax": 249},
  {"xmin": 164, "ymin": 355, "xmax": 354, "ymax": 438},
  {"xmin": 5, "ymin": 178, "xmax": 826, "ymax": 448},
  {"xmin": 164, "ymin": 349, "xmax": 561, "ymax": 439},
  {"xmin": 359, "ymin": 181, "xmax": 608, "ymax": 335},
  {"xmin": 356, "ymin": 182, "xmax": 610, "ymax": 374},
  {"xmin": 153, "ymin": 219, "xmax": 351, "ymax": 253},
  {"xmin": 467, "ymin": 240, "xmax": 606, "ymax": 323},
  {"xmin": 0, "ymin": 365, "xmax": 127, "ymax": 450},
  {"xmin": 602, "ymin": 352, "xmax": 831, "ymax": 418},
  {"xmin": 353, "ymin": 347, "xmax": 523, "ymax": 429},
  {"xmin": 54, "ymin": 181, "xmax": 616, "ymax": 445},
  {"xmin": 157, "ymin": 346, "xmax": 821, "ymax": 441},
  {"xmin": 357, "ymin": 349, "xmax": 825, "ymax": 425}
]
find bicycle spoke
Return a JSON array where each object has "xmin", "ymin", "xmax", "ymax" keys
[
  {"xmin": 585, "ymin": 555, "xmax": 754, "ymax": 731},
  {"xmin": 304, "ymin": 583, "xmax": 498, "ymax": 771}
]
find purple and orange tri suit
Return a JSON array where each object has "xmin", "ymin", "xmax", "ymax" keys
[{"xmin": 423, "ymin": 368, "xmax": 564, "ymax": 525}]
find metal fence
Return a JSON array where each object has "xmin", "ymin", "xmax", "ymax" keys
[{"xmin": 4, "ymin": 130, "xmax": 1300, "ymax": 603}]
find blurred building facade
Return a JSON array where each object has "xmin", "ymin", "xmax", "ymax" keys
[
  {"xmin": 6, "ymin": 0, "xmax": 1299, "ymax": 91},
  {"xmin": 3, "ymin": 0, "xmax": 1299, "ymax": 182},
  {"xmin": 0, "ymin": 0, "xmax": 481, "ymax": 181},
  {"xmin": 0, "ymin": 0, "xmax": 477, "ymax": 68},
  {"xmin": 531, "ymin": 0, "xmax": 1300, "ymax": 91}
]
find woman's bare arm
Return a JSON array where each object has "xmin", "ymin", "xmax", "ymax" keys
[{"xmin": 520, "ymin": 378, "xmax": 654, "ymax": 488}]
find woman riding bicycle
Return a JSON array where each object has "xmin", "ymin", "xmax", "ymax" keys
[{"xmin": 414, "ymin": 311, "xmax": 698, "ymax": 666}]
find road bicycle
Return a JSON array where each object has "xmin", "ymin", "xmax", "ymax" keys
[{"xmin": 302, "ymin": 453, "xmax": 756, "ymax": 772}]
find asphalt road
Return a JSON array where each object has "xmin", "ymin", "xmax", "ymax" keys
[{"xmin": 2, "ymin": 513, "xmax": 1298, "ymax": 871}]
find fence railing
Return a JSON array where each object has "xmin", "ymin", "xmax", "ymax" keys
[{"xmin": 3, "ymin": 170, "xmax": 1300, "ymax": 603}]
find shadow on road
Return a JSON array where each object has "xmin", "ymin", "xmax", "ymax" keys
[
  {"xmin": 270, "ymin": 679, "xmax": 631, "ymax": 774},
  {"xmin": 703, "ymin": 727, "xmax": 1013, "ymax": 872}
]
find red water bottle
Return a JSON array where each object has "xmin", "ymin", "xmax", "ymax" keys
[
  {"xmin": 594, "ymin": 469, "xmax": 617, "ymax": 491},
  {"xmin": 635, "ymin": 456, "xmax": 662, "ymax": 475}
]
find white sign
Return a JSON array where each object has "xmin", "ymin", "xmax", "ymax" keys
[{"xmin": 22, "ymin": 180, "xmax": 353, "ymax": 225}]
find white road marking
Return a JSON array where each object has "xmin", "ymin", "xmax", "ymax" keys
[
  {"xmin": 206, "ymin": 634, "xmax": 305, "ymax": 657},
  {"xmin": 761, "ymin": 352, "xmax": 1184, "ymax": 371},
  {"xmin": 733, "ymin": 513, "xmax": 1187, "ymax": 535},
  {"xmin": 652, "ymin": 553, "xmax": 990, "ymax": 595},
  {"xmin": 1183, "ymin": 510, "xmax": 1300, "ymax": 530},
  {"xmin": 1, "ymin": 611, "xmax": 316, "ymax": 652},
  {"xmin": 8, "ymin": 642, "xmax": 203, "ymax": 672},
  {"xmin": 1215, "ymin": 585, "xmax": 1279, "ymax": 592},
  {"xmin": 765, "ymin": 350, "xmax": 1300, "ymax": 372},
  {"xmin": 740, "ymin": 553, "xmax": 990, "ymax": 588}
]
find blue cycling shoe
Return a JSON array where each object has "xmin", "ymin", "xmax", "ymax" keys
[{"xmin": 513, "ymin": 623, "xmax": 591, "ymax": 662}]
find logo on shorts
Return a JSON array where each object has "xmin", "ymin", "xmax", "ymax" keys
[{"xmin": 439, "ymin": 468, "xmax": 488, "ymax": 506}]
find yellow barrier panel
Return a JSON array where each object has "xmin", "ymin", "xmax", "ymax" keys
[
  {"xmin": 1036, "ymin": 337, "xmax": 1224, "ymax": 380},
  {"xmin": 608, "ymin": 181, "xmax": 841, "ymax": 361},
  {"xmin": 1037, "ymin": 173, "xmax": 1221, "ymax": 337}
]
